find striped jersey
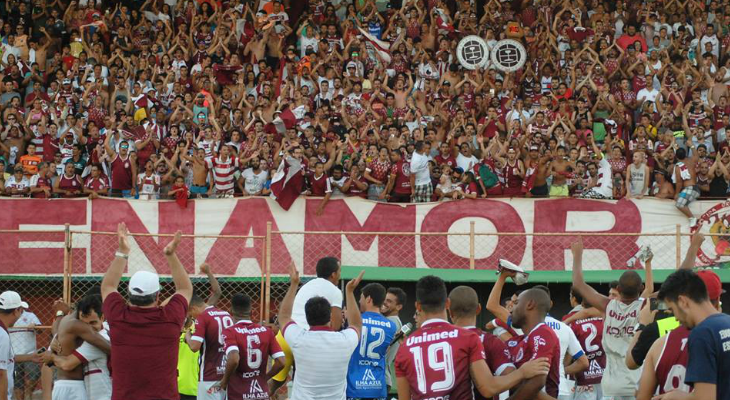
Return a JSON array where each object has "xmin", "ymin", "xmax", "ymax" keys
[{"xmin": 207, "ymin": 156, "xmax": 240, "ymax": 193}]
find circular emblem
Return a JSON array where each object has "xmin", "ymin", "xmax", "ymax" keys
[
  {"xmin": 691, "ymin": 201, "xmax": 730, "ymax": 265},
  {"xmin": 456, "ymin": 36, "xmax": 490, "ymax": 70},
  {"xmin": 491, "ymin": 39, "xmax": 527, "ymax": 72},
  {"xmin": 124, "ymin": 162, "xmax": 129, "ymax": 168}
]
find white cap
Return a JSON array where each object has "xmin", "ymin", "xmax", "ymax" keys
[
  {"xmin": 129, "ymin": 271, "xmax": 160, "ymax": 296},
  {"xmin": 0, "ymin": 291, "xmax": 28, "ymax": 310}
]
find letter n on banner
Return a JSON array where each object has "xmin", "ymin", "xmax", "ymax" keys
[
  {"xmin": 304, "ymin": 200, "xmax": 416, "ymax": 273},
  {"xmin": 90, "ymin": 199, "xmax": 195, "ymax": 273},
  {"xmin": 420, "ymin": 201, "xmax": 526, "ymax": 269},
  {"xmin": 533, "ymin": 199, "xmax": 641, "ymax": 270}
]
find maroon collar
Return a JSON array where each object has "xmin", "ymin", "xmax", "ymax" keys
[{"xmin": 309, "ymin": 325, "xmax": 333, "ymax": 332}]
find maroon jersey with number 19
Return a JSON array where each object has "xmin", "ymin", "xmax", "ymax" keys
[
  {"xmin": 223, "ymin": 320, "xmax": 284, "ymax": 400},
  {"xmin": 395, "ymin": 319, "xmax": 485, "ymax": 400},
  {"xmin": 191, "ymin": 306, "xmax": 233, "ymax": 382}
]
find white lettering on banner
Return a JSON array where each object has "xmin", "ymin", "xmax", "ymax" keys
[{"xmin": 1, "ymin": 198, "xmax": 727, "ymax": 275}]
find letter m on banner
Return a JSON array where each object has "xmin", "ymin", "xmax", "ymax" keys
[{"xmin": 302, "ymin": 200, "xmax": 416, "ymax": 274}]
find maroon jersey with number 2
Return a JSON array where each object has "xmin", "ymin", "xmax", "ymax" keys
[
  {"xmin": 191, "ymin": 306, "xmax": 233, "ymax": 381},
  {"xmin": 395, "ymin": 319, "xmax": 485, "ymax": 400},
  {"xmin": 223, "ymin": 320, "xmax": 284, "ymax": 400}
]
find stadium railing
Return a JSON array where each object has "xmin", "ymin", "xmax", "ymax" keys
[{"xmin": 0, "ymin": 224, "xmax": 723, "ymax": 335}]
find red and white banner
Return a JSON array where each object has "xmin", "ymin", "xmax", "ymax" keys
[{"xmin": 1, "ymin": 198, "xmax": 728, "ymax": 276}]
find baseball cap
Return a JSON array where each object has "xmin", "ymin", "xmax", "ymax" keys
[
  {"xmin": 530, "ymin": 145, "xmax": 539, "ymax": 151},
  {"xmin": 0, "ymin": 291, "xmax": 28, "ymax": 310},
  {"xmin": 697, "ymin": 269, "xmax": 725, "ymax": 301},
  {"xmin": 129, "ymin": 271, "xmax": 160, "ymax": 296},
  {"xmin": 62, "ymin": 78, "xmax": 71, "ymax": 85}
]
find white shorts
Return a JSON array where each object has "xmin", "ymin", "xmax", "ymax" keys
[
  {"xmin": 52, "ymin": 380, "xmax": 88, "ymax": 400},
  {"xmin": 573, "ymin": 384, "xmax": 602, "ymax": 400},
  {"xmin": 198, "ymin": 381, "xmax": 225, "ymax": 400},
  {"xmin": 601, "ymin": 395, "xmax": 632, "ymax": 400}
]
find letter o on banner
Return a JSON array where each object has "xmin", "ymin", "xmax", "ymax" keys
[
  {"xmin": 491, "ymin": 39, "xmax": 527, "ymax": 72},
  {"xmin": 420, "ymin": 201, "xmax": 526, "ymax": 269},
  {"xmin": 456, "ymin": 35, "xmax": 490, "ymax": 70}
]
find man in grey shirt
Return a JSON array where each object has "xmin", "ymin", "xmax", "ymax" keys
[{"xmin": 381, "ymin": 287, "xmax": 406, "ymax": 398}]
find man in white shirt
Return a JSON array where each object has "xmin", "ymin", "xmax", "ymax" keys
[
  {"xmin": 9, "ymin": 306, "xmax": 42, "ymax": 400},
  {"xmin": 278, "ymin": 263, "xmax": 363, "ymax": 400},
  {"xmin": 699, "ymin": 24, "xmax": 720, "ymax": 59},
  {"xmin": 580, "ymin": 138, "xmax": 614, "ymax": 199},
  {"xmin": 270, "ymin": 257, "xmax": 345, "ymax": 392},
  {"xmin": 238, "ymin": 158, "xmax": 269, "ymax": 196},
  {"xmin": 409, "ymin": 141, "xmax": 432, "ymax": 202},
  {"xmin": 0, "ymin": 291, "xmax": 30, "ymax": 400},
  {"xmin": 1, "ymin": 36, "xmax": 21, "ymax": 65}
]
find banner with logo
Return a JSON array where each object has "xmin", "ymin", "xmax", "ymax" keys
[{"xmin": 1, "ymin": 198, "xmax": 728, "ymax": 276}]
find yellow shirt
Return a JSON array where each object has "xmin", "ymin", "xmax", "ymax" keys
[{"xmin": 177, "ymin": 327, "xmax": 200, "ymax": 396}]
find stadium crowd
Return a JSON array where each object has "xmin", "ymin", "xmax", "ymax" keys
[
  {"xmin": 0, "ymin": 0, "xmax": 728, "ymax": 221},
  {"xmin": 0, "ymin": 226, "xmax": 728, "ymax": 400}
]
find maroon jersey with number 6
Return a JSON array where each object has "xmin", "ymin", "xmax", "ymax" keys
[
  {"xmin": 191, "ymin": 306, "xmax": 233, "ymax": 381},
  {"xmin": 569, "ymin": 317, "xmax": 606, "ymax": 386},
  {"xmin": 395, "ymin": 319, "xmax": 485, "ymax": 400},
  {"xmin": 223, "ymin": 320, "xmax": 284, "ymax": 400}
]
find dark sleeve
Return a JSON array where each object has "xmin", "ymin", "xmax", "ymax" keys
[
  {"xmin": 631, "ymin": 322, "xmax": 660, "ymax": 366},
  {"xmin": 102, "ymin": 292, "xmax": 124, "ymax": 323},
  {"xmin": 685, "ymin": 326, "xmax": 718, "ymax": 385}
]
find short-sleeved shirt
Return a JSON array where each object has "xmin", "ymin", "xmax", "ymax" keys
[
  {"xmin": 191, "ymin": 306, "xmax": 232, "ymax": 382},
  {"xmin": 73, "ymin": 328, "xmax": 112, "ymax": 400},
  {"xmin": 545, "ymin": 316, "xmax": 585, "ymax": 396},
  {"xmin": 290, "ymin": 278, "xmax": 342, "ymax": 329},
  {"xmin": 223, "ymin": 320, "xmax": 283, "ymax": 399},
  {"xmin": 283, "ymin": 322, "xmax": 359, "ymax": 400},
  {"xmin": 103, "ymin": 292, "xmax": 188, "ymax": 400},
  {"xmin": 467, "ymin": 327, "xmax": 515, "ymax": 400},
  {"xmin": 9, "ymin": 311, "xmax": 41, "ymax": 354},
  {"xmin": 0, "ymin": 320, "xmax": 14, "ymax": 400},
  {"xmin": 569, "ymin": 317, "xmax": 605, "ymax": 385},
  {"xmin": 685, "ymin": 313, "xmax": 730, "ymax": 399},
  {"xmin": 506, "ymin": 323, "xmax": 561, "ymax": 398},
  {"xmin": 346, "ymin": 312, "xmax": 397, "ymax": 399},
  {"xmin": 395, "ymin": 319, "xmax": 485, "ymax": 400}
]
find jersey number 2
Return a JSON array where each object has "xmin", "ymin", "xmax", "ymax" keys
[{"xmin": 359, "ymin": 326, "xmax": 386, "ymax": 359}]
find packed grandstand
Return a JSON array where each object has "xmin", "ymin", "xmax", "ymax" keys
[{"xmin": 0, "ymin": 0, "xmax": 729, "ymax": 399}]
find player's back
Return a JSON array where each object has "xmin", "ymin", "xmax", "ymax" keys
[
  {"xmin": 655, "ymin": 326, "xmax": 690, "ymax": 395},
  {"xmin": 395, "ymin": 319, "xmax": 484, "ymax": 400},
  {"xmin": 223, "ymin": 320, "xmax": 282, "ymax": 400},
  {"xmin": 467, "ymin": 327, "xmax": 515, "ymax": 400},
  {"xmin": 570, "ymin": 317, "xmax": 605, "ymax": 386},
  {"xmin": 602, "ymin": 298, "xmax": 643, "ymax": 396},
  {"xmin": 347, "ymin": 312, "xmax": 396, "ymax": 399},
  {"xmin": 192, "ymin": 306, "xmax": 233, "ymax": 382}
]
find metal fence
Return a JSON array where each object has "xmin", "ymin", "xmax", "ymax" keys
[{"xmin": 0, "ymin": 224, "xmax": 721, "ymax": 333}]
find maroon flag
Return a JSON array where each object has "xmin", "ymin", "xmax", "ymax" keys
[{"xmin": 270, "ymin": 156, "xmax": 305, "ymax": 211}]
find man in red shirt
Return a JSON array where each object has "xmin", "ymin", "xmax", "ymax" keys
[
  {"xmin": 104, "ymin": 135, "xmax": 137, "ymax": 198},
  {"xmin": 504, "ymin": 288, "xmax": 562, "ymax": 399},
  {"xmin": 385, "ymin": 149, "xmax": 411, "ymax": 203},
  {"xmin": 29, "ymin": 162, "xmax": 53, "ymax": 198},
  {"xmin": 306, "ymin": 161, "xmax": 332, "ymax": 215},
  {"xmin": 101, "ymin": 224, "xmax": 193, "ymax": 400},
  {"xmin": 447, "ymin": 286, "xmax": 516, "ymax": 400},
  {"xmin": 185, "ymin": 290, "xmax": 233, "ymax": 400},
  {"xmin": 434, "ymin": 142, "xmax": 456, "ymax": 169},
  {"xmin": 217, "ymin": 293, "xmax": 286, "ymax": 400},
  {"xmin": 83, "ymin": 164, "xmax": 110, "ymax": 199},
  {"xmin": 395, "ymin": 276, "xmax": 548, "ymax": 400}
]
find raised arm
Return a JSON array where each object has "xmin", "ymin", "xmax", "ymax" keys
[
  {"xmin": 200, "ymin": 263, "xmax": 222, "ymax": 305},
  {"xmin": 486, "ymin": 270, "xmax": 513, "ymax": 323},
  {"xmin": 277, "ymin": 263, "xmax": 301, "ymax": 328},
  {"xmin": 680, "ymin": 233, "xmax": 705, "ymax": 270},
  {"xmin": 639, "ymin": 253, "xmax": 654, "ymax": 298},
  {"xmin": 165, "ymin": 231, "xmax": 192, "ymax": 302},
  {"xmin": 571, "ymin": 238, "xmax": 610, "ymax": 312},
  {"xmin": 101, "ymin": 223, "xmax": 131, "ymax": 301},
  {"xmin": 344, "ymin": 270, "xmax": 365, "ymax": 337}
]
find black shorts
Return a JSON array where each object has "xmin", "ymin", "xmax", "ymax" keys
[
  {"xmin": 389, "ymin": 193, "xmax": 411, "ymax": 203},
  {"xmin": 531, "ymin": 184, "xmax": 549, "ymax": 196}
]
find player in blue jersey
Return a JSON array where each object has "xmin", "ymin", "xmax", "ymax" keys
[{"xmin": 346, "ymin": 283, "xmax": 397, "ymax": 400}]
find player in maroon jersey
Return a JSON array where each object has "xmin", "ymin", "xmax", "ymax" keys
[
  {"xmin": 568, "ymin": 289, "xmax": 606, "ymax": 400},
  {"xmin": 447, "ymin": 286, "xmax": 516, "ymax": 400},
  {"xmin": 395, "ymin": 276, "xmax": 549, "ymax": 400},
  {"xmin": 214, "ymin": 293, "xmax": 285, "ymax": 400},
  {"xmin": 504, "ymin": 288, "xmax": 562, "ymax": 399},
  {"xmin": 185, "ymin": 271, "xmax": 234, "ymax": 400},
  {"xmin": 385, "ymin": 149, "xmax": 411, "ymax": 203}
]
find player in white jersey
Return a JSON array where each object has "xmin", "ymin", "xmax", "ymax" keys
[
  {"xmin": 487, "ymin": 270, "xmax": 589, "ymax": 400},
  {"xmin": 47, "ymin": 327, "xmax": 112, "ymax": 400},
  {"xmin": 571, "ymin": 238, "xmax": 653, "ymax": 400}
]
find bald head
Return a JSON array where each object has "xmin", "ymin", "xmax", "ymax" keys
[
  {"xmin": 522, "ymin": 288, "xmax": 551, "ymax": 316},
  {"xmin": 618, "ymin": 270, "xmax": 643, "ymax": 299},
  {"xmin": 448, "ymin": 286, "xmax": 479, "ymax": 318}
]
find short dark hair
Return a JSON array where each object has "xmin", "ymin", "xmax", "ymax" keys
[
  {"xmin": 414, "ymin": 140, "xmax": 425, "ymax": 152},
  {"xmin": 361, "ymin": 283, "xmax": 386, "ymax": 307},
  {"xmin": 304, "ymin": 296, "xmax": 331, "ymax": 326},
  {"xmin": 676, "ymin": 147, "xmax": 687, "ymax": 160},
  {"xmin": 231, "ymin": 293, "xmax": 252, "ymax": 316},
  {"xmin": 571, "ymin": 287, "xmax": 584, "ymax": 304},
  {"xmin": 618, "ymin": 271, "xmax": 643, "ymax": 298},
  {"xmin": 316, "ymin": 257, "xmax": 340, "ymax": 279},
  {"xmin": 533, "ymin": 285, "xmax": 551, "ymax": 298},
  {"xmin": 387, "ymin": 287, "xmax": 407, "ymax": 306},
  {"xmin": 416, "ymin": 275, "xmax": 447, "ymax": 313},
  {"xmin": 129, "ymin": 293, "xmax": 157, "ymax": 306},
  {"xmin": 609, "ymin": 280, "xmax": 620, "ymax": 290},
  {"xmin": 190, "ymin": 292, "xmax": 205, "ymax": 307},
  {"xmin": 76, "ymin": 294, "xmax": 103, "ymax": 318},
  {"xmin": 448, "ymin": 286, "xmax": 479, "ymax": 318},
  {"xmin": 658, "ymin": 269, "xmax": 709, "ymax": 304}
]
